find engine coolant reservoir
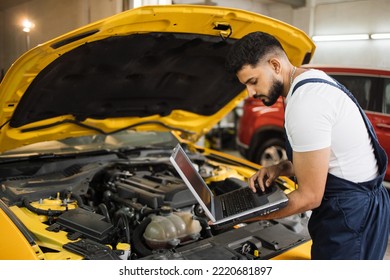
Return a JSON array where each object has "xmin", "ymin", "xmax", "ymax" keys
[{"xmin": 143, "ymin": 211, "xmax": 202, "ymax": 249}]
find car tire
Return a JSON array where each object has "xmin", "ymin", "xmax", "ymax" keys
[{"xmin": 254, "ymin": 138, "xmax": 287, "ymax": 167}]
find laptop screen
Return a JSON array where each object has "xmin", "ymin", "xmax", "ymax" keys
[{"xmin": 171, "ymin": 145, "xmax": 212, "ymax": 213}]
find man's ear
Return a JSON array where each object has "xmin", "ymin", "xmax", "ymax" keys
[{"xmin": 269, "ymin": 58, "xmax": 281, "ymax": 74}]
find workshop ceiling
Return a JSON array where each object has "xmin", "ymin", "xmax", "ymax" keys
[{"xmin": 0, "ymin": 0, "xmax": 30, "ymax": 11}]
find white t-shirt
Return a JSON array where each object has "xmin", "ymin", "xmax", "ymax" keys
[{"xmin": 285, "ymin": 69, "xmax": 378, "ymax": 182}]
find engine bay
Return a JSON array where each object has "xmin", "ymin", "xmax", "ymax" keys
[{"xmin": 0, "ymin": 146, "xmax": 310, "ymax": 260}]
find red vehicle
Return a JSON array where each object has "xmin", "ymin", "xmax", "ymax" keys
[{"xmin": 236, "ymin": 65, "xmax": 390, "ymax": 182}]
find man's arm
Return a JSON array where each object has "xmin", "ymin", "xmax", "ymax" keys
[{"xmin": 247, "ymin": 147, "xmax": 330, "ymax": 221}]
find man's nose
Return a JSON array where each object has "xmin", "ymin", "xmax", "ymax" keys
[{"xmin": 246, "ymin": 86, "xmax": 256, "ymax": 98}]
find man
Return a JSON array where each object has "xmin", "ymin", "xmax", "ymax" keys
[{"xmin": 225, "ymin": 31, "xmax": 390, "ymax": 259}]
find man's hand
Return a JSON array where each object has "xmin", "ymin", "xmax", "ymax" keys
[{"xmin": 249, "ymin": 160, "xmax": 294, "ymax": 192}]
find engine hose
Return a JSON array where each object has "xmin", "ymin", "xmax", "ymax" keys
[
  {"xmin": 131, "ymin": 217, "xmax": 153, "ymax": 258},
  {"xmin": 139, "ymin": 208, "xmax": 159, "ymax": 220},
  {"xmin": 22, "ymin": 197, "xmax": 64, "ymax": 216},
  {"xmin": 98, "ymin": 203, "xmax": 111, "ymax": 223},
  {"xmin": 70, "ymin": 193, "xmax": 85, "ymax": 208},
  {"xmin": 193, "ymin": 216, "xmax": 213, "ymax": 238},
  {"xmin": 114, "ymin": 212, "xmax": 131, "ymax": 244}
]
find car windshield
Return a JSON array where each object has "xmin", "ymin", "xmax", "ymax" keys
[{"xmin": 0, "ymin": 130, "xmax": 178, "ymax": 157}]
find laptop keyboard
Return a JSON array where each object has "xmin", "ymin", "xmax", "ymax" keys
[{"xmin": 220, "ymin": 188, "xmax": 257, "ymax": 217}]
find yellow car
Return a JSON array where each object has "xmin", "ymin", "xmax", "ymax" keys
[{"xmin": 0, "ymin": 5, "xmax": 315, "ymax": 260}]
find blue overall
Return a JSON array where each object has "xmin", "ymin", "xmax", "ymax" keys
[{"xmin": 286, "ymin": 78, "xmax": 390, "ymax": 259}]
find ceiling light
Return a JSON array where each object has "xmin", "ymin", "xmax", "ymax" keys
[
  {"xmin": 370, "ymin": 33, "xmax": 390, "ymax": 40},
  {"xmin": 312, "ymin": 34, "xmax": 369, "ymax": 42},
  {"xmin": 22, "ymin": 19, "xmax": 34, "ymax": 33}
]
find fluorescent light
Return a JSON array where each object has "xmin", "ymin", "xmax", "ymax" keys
[
  {"xmin": 370, "ymin": 33, "xmax": 390, "ymax": 40},
  {"xmin": 312, "ymin": 34, "xmax": 369, "ymax": 42}
]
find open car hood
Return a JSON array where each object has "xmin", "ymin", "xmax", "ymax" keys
[{"xmin": 0, "ymin": 5, "xmax": 315, "ymax": 152}]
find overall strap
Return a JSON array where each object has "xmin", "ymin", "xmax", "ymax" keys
[{"xmin": 292, "ymin": 78, "xmax": 337, "ymax": 95}]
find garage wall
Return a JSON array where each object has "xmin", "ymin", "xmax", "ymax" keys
[
  {"xmin": 218, "ymin": 0, "xmax": 390, "ymax": 69},
  {"xmin": 0, "ymin": 0, "xmax": 123, "ymax": 73},
  {"xmin": 308, "ymin": 0, "xmax": 390, "ymax": 68}
]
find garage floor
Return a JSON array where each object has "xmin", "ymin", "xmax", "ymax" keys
[{"xmin": 221, "ymin": 148, "xmax": 390, "ymax": 260}]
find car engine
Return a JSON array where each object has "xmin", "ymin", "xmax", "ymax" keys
[{"xmin": 0, "ymin": 147, "xmax": 310, "ymax": 260}]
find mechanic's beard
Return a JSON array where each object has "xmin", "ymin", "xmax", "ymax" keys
[{"xmin": 258, "ymin": 80, "xmax": 283, "ymax": 107}]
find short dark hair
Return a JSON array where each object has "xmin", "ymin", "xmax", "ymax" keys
[{"xmin": 225, "ymin": 32, "xmax": 285, "ymax": 74}]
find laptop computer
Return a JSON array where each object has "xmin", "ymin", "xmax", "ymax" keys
[{"xmin": 169, "ymin": 144, "xmax": 289, "ymax": 229}]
